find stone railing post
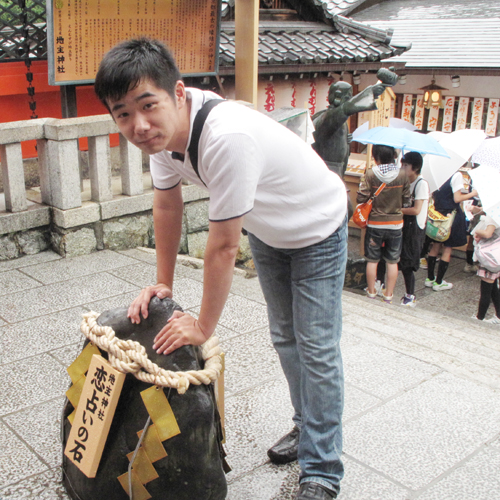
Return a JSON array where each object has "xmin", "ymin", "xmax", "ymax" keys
[
  {"xmin": 43, "ymin": 119, "xmax": 83, "ymax": 210},
  {"xmin": 88, "ymin": 135, "xmax": 112, "ymax": 202},
  {"xmin": 0, "ymin": 142, "xmax": 27, "ymax": 212},
  {"xmin": 119, "ymin": 134, "xmax": 143, "ymax": 196},
  {"xmin": 0, "ymin": 118, "xmax": 47, "ymax": 213}
]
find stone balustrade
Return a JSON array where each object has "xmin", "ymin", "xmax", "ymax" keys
[{"xmin": 0, "ymin": 115, "xmax": 233, "ymax": 262}]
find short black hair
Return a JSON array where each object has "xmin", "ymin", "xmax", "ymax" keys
[
  {"xmin": 372, "ymin": 144, "xmax": 396, "ymax": 165},
  {"xmin": 401, "ymin": 151, "xmax": 423, "ymax": 174},
  {"xmin": 94, "ymin": 38, "xmax": 182, "ymax": 112}
]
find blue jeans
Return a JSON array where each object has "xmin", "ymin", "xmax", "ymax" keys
[{"xmin": 248, "ymin": 218, "xmax": 347, "ymax": 494}]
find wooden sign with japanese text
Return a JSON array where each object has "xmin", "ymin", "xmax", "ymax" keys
[
  {"xmin": 414, "ymin": 95, "xmax": 424, "ymax": 130},
  {"xmin": 456, "ymin": 97, "xmax": 470, "ymax": 130},
  {"xmin": 442, "ymin": 96, "xmax": 455, "ymax": 132},
  {"xmin": 471, "ymin": 98, "xmax": 485, "ymax": 130},
  {"xmin": 486, "ymin": 98, "xmax": 499, "ymax": 136},
  {"xmin": 427, "ymin": 104, "xmax": 439, "ymax": 132},
  {"xmin": 401, "ymin": 94, "xmax": 413, "ymax": 123},
  {"xmin": 64, "ymin": 355, "xmax": 125, "ymax": 478},
  {"xmin": 366, "ymin": 87, "xmax": 395, "ymax": 168},
  {"xmin": 47, "ymin": 0, "xmax": 220, "ymax": 85}
]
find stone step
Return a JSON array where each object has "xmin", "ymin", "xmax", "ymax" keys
[{"xmin": 342, "ymin": 290, "xmax": 500, "ymax": 389}]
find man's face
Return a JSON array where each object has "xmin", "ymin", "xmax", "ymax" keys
[
  {"xmin": 107, "ymin": 79, "xmax": 189, "ymax": 154},
  {"xmin": 328, "ymin": 83, "xmax": 352, "ymax": 107},
  {"xmin": 402, "ymin": 162, "xmax": 416, "ymax": 180}
]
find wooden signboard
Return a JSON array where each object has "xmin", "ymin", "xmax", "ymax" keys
[
  {"xmin": 486, "ymin": 98, "xmax": 499, "ymax": 137},
  {"xmin": 47, "ymin": 0, "xmax": 220, "ymax": 85},
  {"xmin": 64, "ymin": 355, "xmax": 126, "ymax": 478},
  {"xmin": 442, "ymin": 96, "xmax": 455, "ymax": 132},
  {"xmin": 414, "ymin": 95, "xmax": 425, "ymax": 130},
  {"xmin": 364, "ymin": 87, "xmax": 395, "ymax": 169},
  {"xmin": 471, "ymin": 98, "xmax": 485, "ymax": 130},
  {"xmin": 427, "ymin": 104, "xmax": 440, "ymax": 131},
  {"xmin": 456, "ymin": 97, "xmax": 470, "ymax": 130},
  {"xmin": 401, "ymin": 94, "xmax": 413, "ymax": 123}
]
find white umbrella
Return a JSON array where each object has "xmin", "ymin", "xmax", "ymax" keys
[
  {"xmin": 352, "ymin": 117, "xmax": 417, "ymax": 140},
  {"xmin": 422, "ymin": 129, "xmax": 487, "ymax": 192},
  {"xmin": 468, "ymin": 164, "xmax": 500, "ymax": 226},
  {"xmin": 471, "ymin": 136, "xmax": 500, "ymax": 171}
]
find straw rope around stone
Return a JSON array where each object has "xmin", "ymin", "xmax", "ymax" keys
[{"xmin": 80, "ymin": 311, "xmax": 223, "ymax": 395}]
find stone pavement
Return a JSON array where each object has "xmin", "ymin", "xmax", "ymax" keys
[{"xmin": 1, "ymin": 246, "xmax": 500, "ymax": 500}]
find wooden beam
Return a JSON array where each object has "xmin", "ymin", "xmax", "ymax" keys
[{"xmin": 235, "ymin": 0, "xmax": 259, "ymax": 106}]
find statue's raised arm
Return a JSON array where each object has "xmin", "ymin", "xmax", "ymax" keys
[{"xmin": 312, "ymin": 67, "xmax": 398, "ymax": 179}]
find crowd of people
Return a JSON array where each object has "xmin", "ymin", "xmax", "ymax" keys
[{"xmin": 357, "ymin": 147, "xmax": 500, "ymax": 324}]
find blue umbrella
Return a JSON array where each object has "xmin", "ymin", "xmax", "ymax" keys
[{"xmin": 353, "ymin": 126, "xmax": 450, "ymax": 157}]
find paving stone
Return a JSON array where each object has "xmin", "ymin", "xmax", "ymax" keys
[
  {"xmin": 343, "ymin": 371, "xmax": 500, "ymax": 490},
  {"xmin": 19, "ymin": 249, "xmax": 137, "ymax": 284},
  {"xmin": 341, "ymin": 335, "xmax": 441, "ymax": 400},
  {"xmin": 221, "ymin": 326, "xmax": 281, "ymax": 397},
  {"xmin": 0, "ymin": 353, "xmax": 71, "ymax": 415},
  {"xmin": 224, "ymin": 378, "xmax": 293, "ymax": 482},
  {"xmin": 227, "ymin": 462, "xmax": 300, "ymax": 500},
  {"xmin": 229, "ymin": 273, "xmax": 265, "ymax": 304},
  {"xmin": 3, "ymin": 397, "xmax": 65, "ymax": 468},
  {"xmin": 0, "ymin": 421, "xmax": 47, "ymax": 487},
  {"xmin": 417, "ymin": 444, "xmax": 500, "ymax": 500},
  {"xmin": 216, "ymin": 294, "xmax": 269, "ymax": 333},
  {"xmin": 0, "ymin": 307, "xmax": 86, "ymax": 364},
  {"xmin": 343, "ymin": 383, "xmax": 382, "ymax": 422},
  {"xmin": 0, "ymin": 466, "xmax": 70, "ymax": 499},
  {"xmin": 50, "ymin": 343, "xmax": 84, "ymax": 369},
  {"xmin": 337, "ymin": 455, "xmax": 410, "ymax": 500},
  {"xmin": 0, "ymin": 269, "xmax": 42, "ymax": 297},
  {"xmin": 0, "ymin": 250, "xmax": 60, "ymax": 272},
  {"xmin": 83, "ymin": 290, "xmax": 143, "ymax": 314},
  {"xmin": 0, "ymin": 273, "xmax": 138, "ymax": 323}
]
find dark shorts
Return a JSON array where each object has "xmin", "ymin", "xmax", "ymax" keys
[{"xmin": 364, "ymin": 227, "xmax": 403, "ymax": 264}]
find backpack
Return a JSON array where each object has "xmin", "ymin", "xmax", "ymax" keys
[{"xmin": 474, "ymin": 236, "xmax": 500, "ymax": 273}]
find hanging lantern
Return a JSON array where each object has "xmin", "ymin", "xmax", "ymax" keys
[{"xmin": 419, "ymin": 79, "xmax": 448, "ymax": 109}]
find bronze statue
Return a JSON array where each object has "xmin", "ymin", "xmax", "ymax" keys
[{"xmin": 312, "ymin": 68, "xmax": 399, "ymax": 179}]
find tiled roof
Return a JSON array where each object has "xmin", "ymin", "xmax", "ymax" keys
[
  {"xmin": 221, "ymin": 0, "xmax": 367, "ymax": 18},
  {"xmin": 357, "ymin": 19, "xmax": 500, "ymax": 69},
  {"xmin": 350, "ymin": 0, "xmax": 500, "ymax": 22},
  {"xmin": 218, "ymin": 18, "xmax": 410, "ymax": 72},
  {"xmin": 312, "ymin": 0, "xmax": 368, "ymax": 17}
]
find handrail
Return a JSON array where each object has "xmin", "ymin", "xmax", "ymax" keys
[{"xmin": 0, "ymin": 114, "xmax": 142, "ymax": 214}]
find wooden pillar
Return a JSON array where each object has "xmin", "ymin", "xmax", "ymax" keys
[
  {"xmin": 235, "ymin": 0, "xmax": 259, "ymax": 106},
  {"xmin": 61, "ymin": 85, "xmax": 78, "ymax": 118}
]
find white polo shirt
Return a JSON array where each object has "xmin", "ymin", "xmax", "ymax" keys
[{"xmin": 150, "ymin": 88, "xmax": 347, "ymax": 249}]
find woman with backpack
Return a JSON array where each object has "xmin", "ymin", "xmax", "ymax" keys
[
  {"xmin": 472, "ymin": 215, "xmax": 500, "ymax": 323},
  {"xmin": 425, "ymin": 171, "xmax": 478, "ymax": 291}
]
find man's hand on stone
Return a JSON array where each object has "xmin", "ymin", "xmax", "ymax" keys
[
  {"xmin": 153, "ymin": 311, "xmax": 209, "ymax": 355},
  {"xmin": 127, "ymin": 283, "xmax": 173, "ymax": 324}
]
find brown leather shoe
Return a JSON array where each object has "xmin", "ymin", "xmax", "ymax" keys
[
  {"xmin": 267, "ymin": 426, "xmax": 300, "ymax": 464},
  {"xmin": 294, "ymin": 482, "xmax": 337, "ymax": 499}
]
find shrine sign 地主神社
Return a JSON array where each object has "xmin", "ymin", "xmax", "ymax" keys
[{"xmin": 47, "ymin": 0, "xmax": 220, "ymax": 85}]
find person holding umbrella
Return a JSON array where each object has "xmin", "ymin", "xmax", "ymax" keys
[
  {"xmin": 357, "ymin": 145, "xmax": 411, "ymax": 303},
  {"xmin": 425, "ymin": 171, "xmax": 478, "ymax": 291}
]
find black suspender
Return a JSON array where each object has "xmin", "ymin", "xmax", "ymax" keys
[{"xmin": 187, "ymin": 99, "xmax": 224, "ymax": 186}]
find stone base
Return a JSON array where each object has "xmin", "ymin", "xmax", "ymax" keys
[{"xmin": 0, "ymin": 228, "xmax": 50, "ymax": 261}]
